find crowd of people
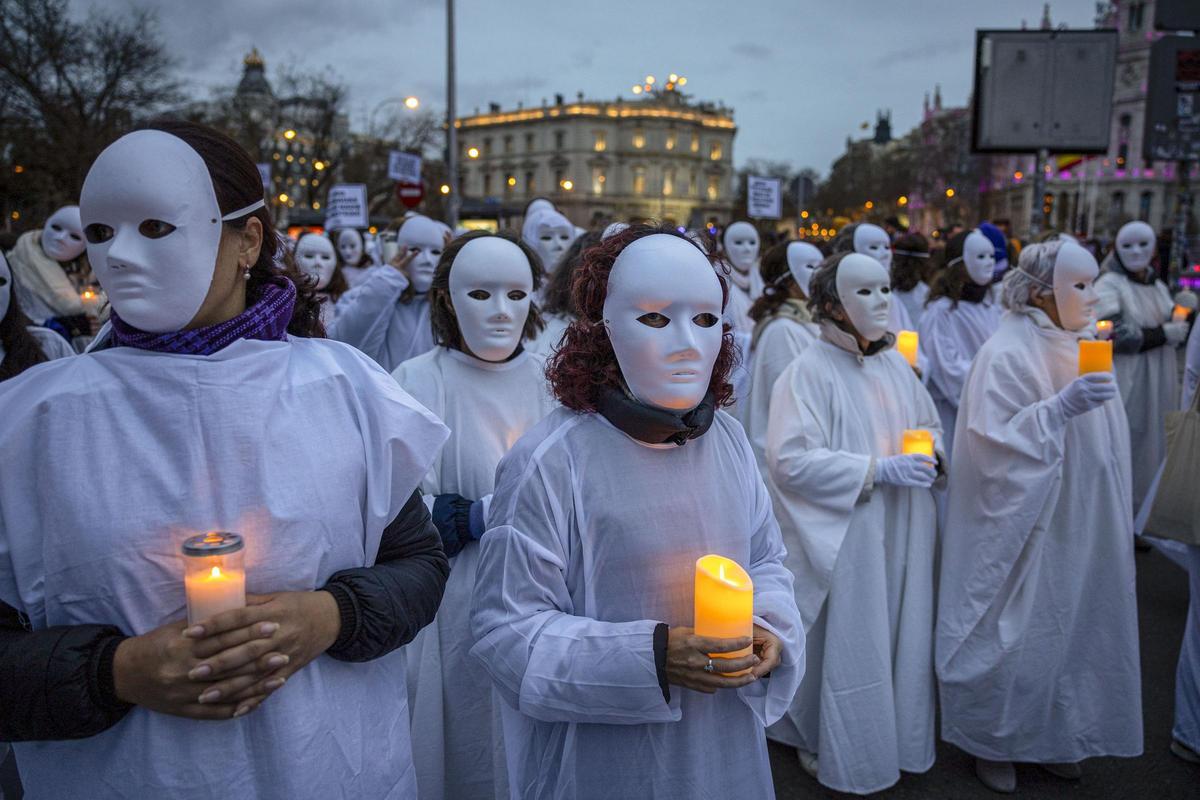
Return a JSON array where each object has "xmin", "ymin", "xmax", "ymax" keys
[{"xmin": 0, "ymin": 119, "xmax": 1196, "ymax": 799}]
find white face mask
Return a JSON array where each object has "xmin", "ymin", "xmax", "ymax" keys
[
  {"xmin": 295, "ymin": 234, "xmax": 337, "ymax": 290},
  {"xmin": 0, "ymin": 253, "xmax": 12, "ymax": 323},
  {"xmin": 41, "ymin": 206, "xmax": 86, "ymax": 262},
  {"xmin": 603, "ymin": 234, "xmax": 723, "ymax": 412},
  {"xmin": 398, "ymin": 216, "xmax": 446, "ymax": 294},
  {"xmin": 963, "ymin": 230, "xmax": 996, "ymax": 286},
  {"xmin": 1115, "ymin": 221, "xmax": 1155, "ymax": 272},
  {"xmin": 835, "ymin": 253, "xmax": 892, "ymax": 342},
  {"xmin": 722, "ymin": 221, "xmax": 760, "ymax": 283},
  {"xmin": 524, "ymin": 210, "xmax": 574, "ymax": 274},
  {"xmin": 337, "ymin": 228, "xmax": 364, "ymax": 266},
  {"xmin": 1052, "ymin": 242, "xmax": 1100, "ymax": 331},
  {"xmin": 785, "ymin": 241, "xmax": 823, "ymax": 297},
  {"xmin": 449, "ymin": 236, "xmax": 533, "ymax": 362},
  {"xmin": 853, "ymin": 223, "xmax": 892, "ymax": 272},
  {"xmin": 80, "ymin": 130, "xmax": 262, "ymax": 333}
]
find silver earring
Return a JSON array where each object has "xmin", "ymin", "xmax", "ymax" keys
[{"xmin": 242, "ymin": 264, "xmax": 251, "ymax": 280}]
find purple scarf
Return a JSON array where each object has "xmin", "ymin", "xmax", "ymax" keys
[{"xmin": 110, "ymin": 278, "xmax": 297, "ymax": 356}]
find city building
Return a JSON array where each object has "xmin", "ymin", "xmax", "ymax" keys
[
  {"xmin": 980, "ymin": 0, "xmax": 1199, "ymax": 252},
  {"xmin": 454, "ymin": 77, "xmax": 738, "ymax": 229}
]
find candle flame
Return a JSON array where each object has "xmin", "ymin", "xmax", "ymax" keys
[
  {"xmin": 210, "ymin": 566, "xmax": 222, "ymax": 579},
  {"xmin": 82, "ymin": 290, "xmax": 95, "ymax": 299}
]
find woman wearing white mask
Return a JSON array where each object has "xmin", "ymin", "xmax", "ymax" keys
[
  {"xmin": 527, "ymin": 231, "xmax": 599, "ymax": 357},
  {"xmin": 520, "ymin": 207, "xmax": 575, "ymax": 281},
  {"xmin": 0, "ymin": 121, "xmax": 450, "ymax": 800},
  {"xmin": 1096, "ymin": 221, "xmax": 1186, "ymax": 513},
  {"xmin": 329, "ymin": 214, "xmax": 446, "ymax": 371},
  {"xmin": 742, "ymin": 240, "xmax": 822, "ymax": 471},
  {"xmin": 393, "ymin": 231, "xmax": 555, "ymax": 800},
  {"xmin": 833, "ymin": 222, "xmax": 919, "ymax": 336},
  {"xmin": 0, "ymin": 251, "xmax": 76, "ymax": 380},
  {"xmin": 335, "ymin": 228, "xmax": 374, "ymax": 288},
  {"xmin": 293, "ymin": 233, "xmax": 346, "ymax": 329},
  {"xmin": 470, "ymin": 225, "xmax": 803, "ymax": 799},
  {"xmin": 936, "ymin": 240, "xmax": 1141, "ymax": 793},
  {"xmin": 721, "ymin": 220, "xmax": 760, "ymax": 332},
  {"xmin": 6, "ymin": 204, "xmax": 98, "ymax": 349},
  {"xmin": 919, "ymin": 229, "xmax": 1003, "ymax": 456},
  {"xmin": 765, "ymin": 252, "xmax": 943, "ymax": 794}
]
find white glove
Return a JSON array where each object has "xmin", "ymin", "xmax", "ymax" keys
[
  {"xmin": 1164, "ymin": 321, "xmax": 1189, "ymax": 347},
  {"xmin": 1056, "ymin": 373, "xmax": 1117, "ymax": 419},
  {"xmin": 875, "ymin": 454, "xmax": 937, "ymax": 488}
]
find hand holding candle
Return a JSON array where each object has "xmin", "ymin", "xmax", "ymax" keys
[
  {"xmin": 694, "ymin": 554, "xmax": 754, "ymax": 675},
  {"xmin": 896, "ymin": 330, "xmax": 919, "ymax": 368}
]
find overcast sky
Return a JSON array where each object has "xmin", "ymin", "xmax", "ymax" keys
[{"xmin": 80, "ymin": 0, "xmax": 1097, "ymax": 175}]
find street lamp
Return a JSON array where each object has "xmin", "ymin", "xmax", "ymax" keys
[
  {"xmin": 560, "ymin": 179, "xmax": 574, "ymax": 191},
  {"xmin": 404, "ymin": 96, "xmax": 420, "ymax": 110},
  {"xmin": 898, "ymin": 195, "xmax": 908, "ymax": 206},
  {"xmin": 283, "ymin": 129, "xmax": 296, "ymax": 140},
  {"xmin": 440, "ymin": 184, "xmax": 451, "ymax": 195},
  {"xmin": 865, "ymin": 200, "xmax": 874, "ymax": 209},
  {"xmin": 945, "ymin": 188, "xmax": 955, "ymax": 198},
  {"xmin": 467, "ymin": 147, "xmax": 480, "ymax": 159}
]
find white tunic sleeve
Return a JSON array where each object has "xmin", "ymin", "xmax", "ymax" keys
[
  {"xmin": 920, "ymin": 301, "xmax": 975, "ymax": 411},
  {"xmin": 471, "ymin": 453, "xmax": 675, "ymax": 726},
  {"xmin": 328, "ymin": 267, "xmax": 408, "ymax": 359}
]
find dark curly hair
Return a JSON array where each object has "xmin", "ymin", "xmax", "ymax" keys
[
  {"xmin": 541, "ymin": 231, "xmax": 600, "ymax": 317},
  {"xmin": 0, "ymin": 262, "xmax": 49, "ymax": 381},
  {"xmin": 891, "ymin": 232, "xmax": 930, "ymax": 292},
  {"xmin": 806, "ymin": 252, "xmax": 855, "ymax": 324},
  {"xmin": 138, "ymin": 119, "xmax": 324, "ymax": 337},
  {"xmin": 547, "ymin": 223, "xmax": 738, "ymax": 412},
  {"xmin": 429, "ymin": 230, "xmax": 546, "ymax": 353}
]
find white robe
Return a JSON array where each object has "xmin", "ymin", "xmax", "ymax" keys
[
  {"xmin": 340, "ymin": 263, "xmax": 374, "ymax": 289},
  {"xmin": 526, "ymin": 312, "xmax": 572, "ymax": 358},
  {"xmin": 470, "ymin": 408, "xmax": 804, "ymax": 800},
  {"xmin": 1096, "ymin": 270, "xmax": 1177, "ymax": 510},
  {"xmin": 744, "ymin": 314, "xmax": 818, "ymax": 472},
  {"xmin": 764, "ymin": 323, "xmax": 942, "ymax": 795},
  {"xmin": 895, "ymin": 282, "xmax": 930, "ymax": 329},
  {"xmin": 936, "ymin": 310, "xmax": 1142, "ymax": 762},
  {"xmin": 329, "ymin": 267, "xmax": 434, "ymax": 371},
  {"xmin": 918, "ymin": 296, "xmax": 1001, "ymax": 457},
  {"xmin": 724, "ymin": 286, "xmax": 755, "ymax": 414},
  {"xmin": 0, "ymin": 337, "xmax": 449, "ymax": 800},
  {"xmin": 392, "ymin": 347, "xmax": 556, "ymax": 800}
]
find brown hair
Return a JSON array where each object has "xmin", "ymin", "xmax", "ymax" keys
[
  {"xmin": 138, "ymin": 119, "xmax": 324, "ymax": 337},
  {"xmin": 891, "ymin": 232, "xmax": 930, "ymax": 292},
  {"xmin": 925, "ymin": 230, "xmax": 975, "ymax": 309},
  {"xmin": 806, "ymin": 252, "xmax": 854, "ymax": 324},
  {"xmin": 748, "ymin": 239, "xmax": 817, "ymax": 323},
  {"xmin": 428, "ymin": 230, "xmax": 546, "ymax": 352},
  {"xmin": 547, "ymin": 224, "xmax": 738, "ymax": 412}
]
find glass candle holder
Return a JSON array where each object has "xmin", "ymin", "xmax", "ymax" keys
[{"xmin": 182, "ymin": 532, "xmax": 246, "ymax": 626}]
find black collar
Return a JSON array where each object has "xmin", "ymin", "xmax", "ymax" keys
[{"xmin": 596, "ymin": 386, "xmax": 717, "ymax": 446}]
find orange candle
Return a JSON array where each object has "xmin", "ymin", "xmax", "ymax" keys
[
  {"xmin": 901, "ymin": 429, "xmax": 935, "ymax": 458},
  {"xmin": 694, "ymin": 554, "xmax": 754, "ymax": 675},
  {"xmin": 1078, "ymin": 340, "xmax": 1113, "ymax": 375},
  {"xmin": 896, "ymin": 330, "xmax": 919, "ymax": 367},
  {"xmin": 1174, "ymin": 305, "xmax": 1190, "ymax": 323},
  {"xmin": 1095, "ymin": 320, "xmax": 1113, "ymax": 340}
]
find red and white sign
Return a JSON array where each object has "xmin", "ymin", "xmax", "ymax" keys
[{"xmin": 395, "ymin": 181, "xmax": 425, "ymax": 209}]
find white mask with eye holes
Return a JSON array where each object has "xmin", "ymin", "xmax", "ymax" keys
[
  {"xmin": 1053, "ymin": 242, "xmax": 1100, "ymax": 331},
  {"xmin": 1115, "ymin": 220, "xmax": 1156, "ymax": 272},
  {"xmin": 337, "ymin": 228, "xmax": 365, "ymax": 266},
  {"xmin": 0, "ymin": 252, "xmax": 12, "ymax": 324},
  {"xmin": 41, "ymin": 206, "xmax": 86, "ymax": 262},
  {"xmin": 786, "ymin": 241, "xmax": 823, "ymax": 297},
  {"xmin": 853, "ymin": 223, "xmax": 893, "ymax": 273},
  {"xmin": 449, "ymin": 236, "xmax": 533, "ymax": 362},
  {"xmin": 963, "ymin": 230, "xmax": 996, "ymax": 286},
  {"xmin": 603, "ymin": 234, "xmax": 723, "ymax": 412},
  {"xmin": 295, "ymin": 233, "xmax": 337, "ymax": 290},
  {"xmin": 722, "ymin": 222, "xmax": 760, "ymax": 289},
  {"xmin": 398, "ymin": 215, "xmax": 446, "ymax": 294},
  {"xmin": 522, "ymin": 210, "xmax": 574, "ymax": 274},
  {"xmin": 80, "ymin": 129, "xmax": 265, "ymax": 333},
  {"xmin": 835, "ymin": 253, "xmax": 892, "ymax": 342}
]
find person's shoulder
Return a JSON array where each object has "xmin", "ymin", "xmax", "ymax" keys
[
  {"xmin": 498, "ymin": 407, "xmax": 587, "ymax": 476},
  {"xmin": 391, "ymin": 346, "xmax": 442, "ymax": 381}
]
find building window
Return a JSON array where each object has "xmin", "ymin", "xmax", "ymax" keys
[
  {"xmin": 633, "ymin": 166, "xmax": 646, "ymax": 195},
  {"xmin": 554, "ymin": 169, "xmax": 564, "ymax": 190},
  {"xmin": 690, "ymin": 134, "xmax": 700, "ymax": 153},
  {"xmin": 555, "ymin": 130, "xmax": 566, "ymax": 149},
  {"xmin": 1127, "ymin": 2, "xmax": 1146, "ymax": 32},
  {"xmin": 594, "ymin": 131, "xmax": 607, "ymax": 152},
  {"xmin": 665, "ymin": 132, "xmax": 677, "ymax": 151},
  {"xmin": 689, "ymin": 170, "xmax": 697, "ymax": 196},
  {"xmin": 526, "ymin": 171, "xmax": 536, "ymax": 194},
  {"xmin": 1110, "ymin": 191, "xmax": 1125, "ymax": 219},
  {"xmin": 663, "ymin": 168, "xmax": 675, "ymax": 196},
  {"xmin": 483, "ymin": 172, "xmax": 492, "ymax": 196},
  {"xmin": 1139, "ymin": 190, "xmax": 1153, "ymax": 221},
  {"xmin": 504, "ymin": 135, "xmax": 513, "ymax": 154},
  {"xmin": 483, "ymin": 136, "xmax": 493, "ymax": 155},
  {"xmin": 592, "ymin": 167, "xmax": 606, "ymax": 195},
  {"xmin": 525, "ymin": 132, "xmax": 535, "ymax": 152},
  {"xmin": 633, "ymin": 129, "xmax": 646, "ymax": 149},
  {"xmin": 706, "ymin": 175, "xmax": 720, "ymax": 200},
  {"xmin": 709, "ymin": 142, "xmax": 723, "ymax": 161},
  {"xmin": 1117, "ymin": 113, "xmax": 1131, "ymax": 167}
]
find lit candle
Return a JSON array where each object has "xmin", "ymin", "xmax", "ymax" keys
[
  {"xmin": 901, "ymin": 429, "xmax": 935, "ymax": 458},
  {"xmin": 694, "ymin": 554, "xmax": 754, "ymax": 676},
  {"xmin": 1095, "ymin": 320, "xmax": 1113, "ymax": 340},
  {"xmin": 79, "ymin": 288, "xmax": 100, "ymax": 318},
  {"xmin": 182, "ymin": 532, "xmax": 246, "ymax": 625},
  {"xmin": 1078, "ymin": 340, "xmax": 1113, "ymax": 375},
  {"xmin": 1174, "ymin": 305, "xmax": 1190, "ymax": 323},
  {"xmin": 896, "ymin": 330, "xmax": 919, "ymax": 368}
]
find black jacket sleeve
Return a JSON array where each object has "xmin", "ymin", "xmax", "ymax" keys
[
  {"xmin": 322, "ymin": 489, "xmax": 450, "ymax": 663},
  {"xmin": 0, "ymin": 602, "xmax": 132, "ymax": 741}
]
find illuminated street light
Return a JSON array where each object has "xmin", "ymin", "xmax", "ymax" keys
[
  {"xmin": 800, "ymin": 210, "xmax": 809, "ymax": 219},
  {"xmin": 865, "ymin": 200, "xmax": 874, "ymax": 209},
  {"xmin": 945, "ymin": 187, "xmax": 955, "ymax": 198},
  {"xmin": 677, "ymin": 77, "xmax": 687, "ymax": 86},
  {"xmin": 898, "ymin": 195, "xmax": 908, "ymax": 206},
  {"xmin": 313, "ymin": 161, "xmax": 325, "ymax": 171},
  {"xmin": 283, "ymin": 129, "xmax": 296, "ymax": 140},
  {"xmin": 277, "ymin": 193, "xmax": 289, "ymax": 203},
  {"xmin": 561, "ymin": 179, "xmax": 574, "ymax": 191},
  {"xmin": 669, "ymin": 73, "xmax": 679, "ymax": 83},
  {"xmin": 13, "ymin": 165, "xmax": 24, "ymax": 174},
  {"xmin": 632, "ymin": 85, "xmax": 643, "ymax": 95},
  {"xmin": 1013, "ymin": 171, "xmax": 1023, "ymax": 180},
  {"xmin": 440, "ymin": 184, "xmax": 451, "ymax": 195},
  {"xmin": 645, "ymin": 75, "xmax": 656, "ymax": 85},
  {"xmin": 507, "ymin": 176, "xmax": 517, "ymax": 187},
  {"xmin": 404, "ymin": 96, "xmax": 420, "ymax": 110},
  {"xmin": 467, "ymin": 147, "xmax": 480, "ymax": 159}
]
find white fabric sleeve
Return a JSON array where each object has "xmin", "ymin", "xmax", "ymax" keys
[
  {"xmin": 920, "ymin": 305, "xmax": 974, "ymax": 411},
  {"xmin": 327, "ymin": 267, "xmax": 409, "ymax": 357},
  {"xmin": 470, "ymin": 461, "xmax": 676, "ymax": 726}
]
